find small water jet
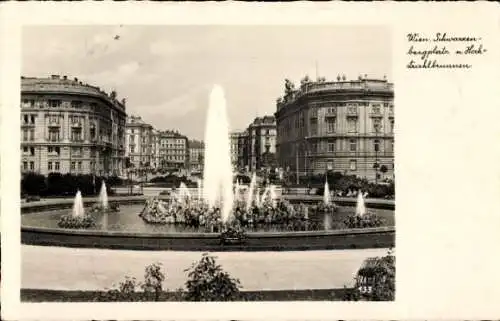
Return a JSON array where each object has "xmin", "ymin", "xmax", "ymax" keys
[
  {"xmin": 58, "ymin": 190, "xmax": 96, "ymax": 229},
  {"xmin": 356, "ymin": 190, "xmax": 366, "ymax": 216},
  {"xmin": 98, "ymin": 181, "xmax": 109, "ymax": 211},
  {"xmin": 323, "ymin": 179, "xmax": 331, "ymax": 205},
  {"xmin": 246, "ymin": 173, "xmax": 257, "ymax": 211},
  {"xmin": 72, "ymin": 190, "xmax": 85, "ymax": 217}
]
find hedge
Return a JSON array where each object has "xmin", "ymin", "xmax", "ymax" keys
[{"xmin": 21, "ymin": 172, "xmax": 123, "ymax": 197}]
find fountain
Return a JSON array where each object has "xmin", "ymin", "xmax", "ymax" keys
[
  {"xmin": 57, "ymin": 190, "xmax": 96, "ymax": 229},
  {"xmin": 356, "ymin": 190, "xmax": 366, "ymax": 216},
  {"xmin": 178, "ymin": 182, "xmax": 191, "ymax": 201},
  {"xmin": 72, "ymin": 190, "xmax": 85, "ymax": 217},
  {"xmin": 323, "ymin": 179, "xmax": 331, "ymax": 205},
  {"xmin": 98, "ymin": 181, "xmax": 109, "ymax": 211},
  {"xmin": 202, "ymin": 85, "xmax": 234, "ymax": 223}
]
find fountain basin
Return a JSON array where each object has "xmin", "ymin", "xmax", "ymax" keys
[{"xmin": 21, "ymin": 196, "xmax": 394, "ymax": 251}]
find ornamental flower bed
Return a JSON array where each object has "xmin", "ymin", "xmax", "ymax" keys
[
  {"xmin": 219, "ymin": 225, "xmax": 247, "ymax": 245},
  {"xmin": 312, "ymin": 202, "xmax": 338, "ymax": 215},
  {"xmin": 57, "ymin": 214, "xmax": 97, "ymax": 229},
  {"xmin": 343, "ymin": 213, "xmax": 383, "ymax": 229},
  {"xmin": 89, "ymin": 202, "xmax": 120, "ymax": 213}
]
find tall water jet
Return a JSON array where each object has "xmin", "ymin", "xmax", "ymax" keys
[
  {"xmin": 179, "ymin": 182, "xmax": 191, "ymax": 201},
  {"xmin": 202, "ymin": 85, "xmax": 234, "ymax": 223},
  {"xmin": 323, "ymin": 179, "xmax": 330, "ymax": 205},
  {"xmin": 234, "ymin": 180, "xmax": 240, "ymax": 202},
  {"xmin": 246, "ymin": 172, "xmax": 257, "ymax": 211},
  {"xmin": 72, "ymin": 190, "xmax": 85, "ymax": 217},
  {"xmin": 355, "ymin": 190, "xmax": 366, "ymax": 216},
  {"xmin": 196, "ymin": 179, "xmax": 202, "ymax": 200},
  {"xmin": 269, "ymin": 185, "xmax": 277, "ymax": 207},
  {"xmin": 98, "ymin": 181, "xmax": 109, "ymax": 210}
]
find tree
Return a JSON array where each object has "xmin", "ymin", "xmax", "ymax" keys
[
  {"xmin": 379, "ymin": 165, "xmax": 388, "ymax": 174},
  {"xmin": 184, "ymin": 253, "xmax": 241, "ymax": 301},
  {"xmin": 142, "ymin": 262, "xmax": 165, "ymax": 301}
]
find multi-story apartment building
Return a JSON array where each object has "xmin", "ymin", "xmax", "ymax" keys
[
  {"xmin": 230, "ymin": 131, "xmax": 243, "ymax": 170},
  {"xmin": 20, "ymin": 75, "xmax": 127, "ymax": 176},
  {"xmin": 188, "ymin": 140, "xmax": 205, "ymax": 172},
  {"xmin": 245, "ymin": 116, "xmax": 277, "ymax": 172},
  {"xmin": 275, "ymin": 75, "xmax": 394, "ymax": 181},
  {"xmin": 125, "ymin": 115, "xmax": 155, "ymax": 169},
  {"xmin": 158, "ymin": 130, "xmax": 188, "ymax": 170}
]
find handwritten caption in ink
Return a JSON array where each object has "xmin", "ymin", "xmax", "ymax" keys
[{"xmin": 406, "ymin": 33, "xmax": 487, "ymax": 70}]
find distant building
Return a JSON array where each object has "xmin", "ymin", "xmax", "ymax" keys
[
  {"xmin": 230, "ymin": 131, "xmax": 245, "ymax": 170},
  {"xmin": 158, "ymin": 130, "xmax": 188, "ymax": 170},
  {"xmin": 188, "ymin": 140, "xmax": 205, "ymax": 171},
  {"xmin": 246, "ymin": 116, "xmax": 277, "ymax": 172},
  {"xmin": 125, "ymin": 115, "xmax": 155, "ymax": 170},
  {"xmin": 275, "ymin": 75, "xmax": 394, "ymax": 181},
  {"xmin": 20, "ymin": 75, "xmax": 126, "ymax": 176}
]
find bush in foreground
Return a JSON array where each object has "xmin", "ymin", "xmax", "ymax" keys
[
  {"xmin": 344, "ymin": 213, "xmax": 383, "ymax": 229},
  {"xmin": 344, "ymin": 249, "xmax": 395, "ymax": 301},
  {"xmin": 57, "ymin": 214, "xmax": 96, "ymax": 229},
  {"xmin": 184, "ymin": 253, "xmax": 241, "ymax": 301}
]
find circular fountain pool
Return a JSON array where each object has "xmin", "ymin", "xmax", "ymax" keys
[{"xmin": 21, "ymin": 196, "xmax": 395, "ymax": 251}]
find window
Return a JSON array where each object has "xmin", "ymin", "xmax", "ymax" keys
[
  {"xmin": 55, "ymin": 162, "xmax": 60, "ymax": 170},
  {"xmin": 347, "ymin": 119, "xmax": 357, "ymax": 133},
  {"xmin": 391, "ymin": 140, "xmax": 394, "ymax": 152},
  {"xmin": 373, "ymin": 119, "xmax": 382, "ymax": 133},
  {"xmin": 71, "ymin": 128, "xmax": 82, "ymax": 141},
  {"xmin": 22, "ymin": 129, "xmax": 28, "ymax": 141},
  {"xmin": 349, "ymin": 139, "xmax": 357, "ymax": 152},
  {"xmin": 30, "ymin": 115, "xmax": 35, "ymax": 124},
  {"xmin": 71, "ymin": 162, "xmax": 76, "ymax": 170},
  {"xmin": 372, "ymin": 105, "xmax": 381, "ymax": 114},
  {"xmin": 374, "ymin": 139, "xmax": 380, "ymax": 152},
  {"xmin": 29, "ymin": 161, "xmax": 34, "ymax": 170},
  {"xmin": 48, "ymin": 100, "xmax": 61, "ymax": 108},
  {"xmin": 30, "ymin": 147, "xmax": 35, "ymax": 156},
  {"xmin": 71, "ymin": 101, "xmax": 82, "ymax": 108},
  {"xmin": 23, "ymin": 115, "xmax": 29, "ymax": 124},
  {"xmin": 48, "ymin": 129, "xmax": 60, "ymax": 142},
  {"xmin": 23, "ymin": 161, "xmax": 28, "ymax": 170},
  {"xmin": 310, "ymin": 118, "xmax": 318, "ymax": 135},
  {"xmin": 48, "ymin": 162, "xmax": 53, "ymax": 171},
  {"xmin": 350, "ymin": 160, "xmax": 357, "ymax": 171},
  {"xmin": 326, "ymin": 118, "xmax": 335, "ymax": 133},
  {"xmin": 90, "ymin": 128, "xmax": 96, "ymax": 140},
  {"xmin": 390, "ymin": 119, "xmax": 395, "ymax": 133},
  {"xmin": 328, "ymin": 140, "xmax": 336, "ymax": 153},
  {"xmin": 78, "ymin": 161, "xmax": 82, "ymax": 170},
  {"xmin": 23, "ymin": 146, "xmax": 28, "ymax": 153}
]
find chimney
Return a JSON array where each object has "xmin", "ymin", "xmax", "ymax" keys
[
  {"xmin": 74, "ymin": 77, "xmax": 78, "ymax": 82},
  {"xmin": 63, "ymin": 75, "xmax": 67, "ymax": 80},
  {"xmin": 51, "ymin": 75, "xmax": 60, "ymax": 79}
]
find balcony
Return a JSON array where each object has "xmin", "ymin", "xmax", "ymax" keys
[
  {"xmin": 346, "ymin": 108, "xmax": 359, "ymax": 117},
  {"xmin": 71, "ymin": 121, "xmax": 83, "ymax": 128},
  {"xmin": 48, "ymin": 119, "xmax": 60, "ymax": 127},
  {"xmin": 369, "ymin": 111, "xmax": 383, "ymax": 118}
]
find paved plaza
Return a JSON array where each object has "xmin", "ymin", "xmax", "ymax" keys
[{"xmin": 22, "ymin": 245, "xmax": 389, "ymax": 291}]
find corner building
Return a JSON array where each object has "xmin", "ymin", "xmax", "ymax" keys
[
  {"xmin": 20, "ymin": 75, "xmax": 127, "ymax": 176},
  {"xmin": 275, "ymin": 77, "xmax": 394, "ymax": 181}
]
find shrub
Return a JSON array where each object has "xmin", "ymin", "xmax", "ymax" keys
[
  {"xmin": 220, "ymin": 225, "xmax": 247, "ymax": 245},
  {"xmin": 346, "ymin": 249, "xmax": 395, "ymax": 301},
  {"xmin": 184, "ymin": 253, "xmax": 241, "ymax": 301},
  {"xmin": 344, "ymin": 213, "xmax": 383, "ymax": 229},
  {"xmin": 21, "ymin": 172, "xmax": 46, "ymax": 196},
  {"xmin": 57, "ymin": 214, "xmax": 96, "ymax": 229},
  {"xmin": 98, "ymin": 262, "xmax": 166, "ymax": 302}
]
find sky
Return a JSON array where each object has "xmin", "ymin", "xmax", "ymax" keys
[{"xmin": 22, "ymin": 25, "xmax": 392, "ymax": 140}]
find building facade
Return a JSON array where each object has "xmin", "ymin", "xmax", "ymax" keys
[
  {"xmin": 246, "ymin": 116, "xmax": 277, "ymax": 172},
  {"xmin": 275, "ymin": 76, "xmax": 394, "ymax": 181},
  {"xmin": 21, "ymin": 75, "xmax": 127, "ymax": 176},
  {"xmin": 158, "ymin": 130, "xmax": 188, "ymax": 170},
  {"xmin": 230, "ymin": 131, "xmax": 243, "ymax": 170},
  {"xmin": 188, "ymin": 140, "xmax": 205, "ymax": 172},
  {"xmin": 125, "ymin": 115, "xmax": 155, "ymax": 169}
]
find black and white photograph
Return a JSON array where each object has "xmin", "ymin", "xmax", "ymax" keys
[{"xmin": 18, "ymin": 25, "xmax": 395, "ymax": 302}]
